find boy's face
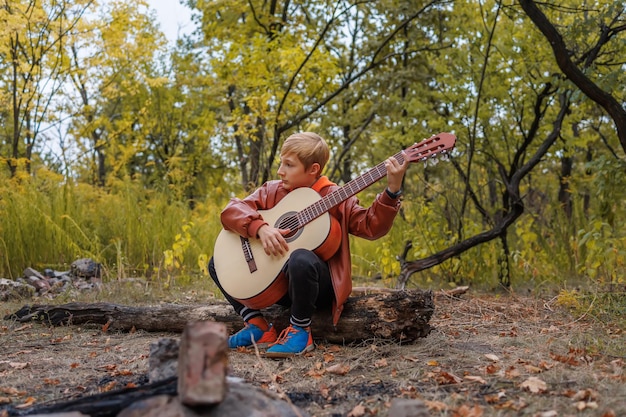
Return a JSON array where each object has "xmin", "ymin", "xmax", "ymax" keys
[{"xmin": 277, "ymin": 152, "xmax": 320, "ymax": 190}]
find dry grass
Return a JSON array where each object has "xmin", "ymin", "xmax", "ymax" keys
[{"xmin": 1, "ymin": 291, "xmax": 624, "ymax": 417}]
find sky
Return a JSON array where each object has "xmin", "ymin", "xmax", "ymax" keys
[{"xmin": 146, "ymin": 0, "xmax": 194, "ymax": 42}]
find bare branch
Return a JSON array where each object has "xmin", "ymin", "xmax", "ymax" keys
[{"xmin": 518, "ymin": 0, "xmax": 626, "ymax": 152}]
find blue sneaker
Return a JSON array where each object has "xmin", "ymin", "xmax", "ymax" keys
[
  {"xmin": 265, "ymin": 325, "xmax": 314, "ymax": 358},
  {"xmin": 228, "ymin": 323, "xmax": 277, "ymax": 348}
]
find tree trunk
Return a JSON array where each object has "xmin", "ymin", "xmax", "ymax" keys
[{"xmin": 5, "ymin": 289, "xmax": 434, "ymax": 344}]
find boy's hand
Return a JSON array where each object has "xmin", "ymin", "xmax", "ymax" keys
[
  {"xmin": 385, "ymin": 152, "xmax": 409, "ymax": 193},
  {"xmin": 257, "ymin": 225, "xmax": 290, "ymax": 256}
]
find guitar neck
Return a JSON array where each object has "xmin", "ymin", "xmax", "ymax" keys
[{"xmin": 296, "ymin": 151, "xmax": 405, "ymax": 228}]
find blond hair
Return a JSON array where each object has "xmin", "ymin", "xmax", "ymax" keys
[{"xmin": 281, "ymin": 132, "xmax": 330, "ymax": 173}]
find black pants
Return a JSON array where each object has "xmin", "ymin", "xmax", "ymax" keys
[{"xmin": 209, "ymin": 248, "xmax": 334, "ymax": 327}]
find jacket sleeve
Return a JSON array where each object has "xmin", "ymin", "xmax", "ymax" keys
[
  {"xmin": 345, "ymin": 189, "xmax": 401, "ymax": 240},
  {"xmin": 220, "ymin": 183, "xmax": 273, "ymax": 239}
]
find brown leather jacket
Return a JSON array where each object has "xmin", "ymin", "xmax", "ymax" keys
[{"xmin": 220, "ymin": 176, "xmax": 401, "ymax": 326}]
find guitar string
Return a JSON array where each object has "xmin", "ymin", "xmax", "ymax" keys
[{"xmin": 273, "ymin": 139, "xmax": 449, "ymax": 232}]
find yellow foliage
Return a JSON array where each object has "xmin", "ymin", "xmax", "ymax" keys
[{"xmin": 556, "ymin": 289, "xmax": 581, "ymax": 310}]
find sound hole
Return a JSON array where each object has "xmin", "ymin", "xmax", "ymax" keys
[{"xmin": 275, "ymin": 212, "xmax": 303, "ymax": 243}]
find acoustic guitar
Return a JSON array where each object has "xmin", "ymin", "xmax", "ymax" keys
[{"xmin": 213, "ymin": 132, "xmax": 456, "ymax": 309}]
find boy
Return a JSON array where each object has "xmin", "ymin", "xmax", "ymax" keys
[{"xmin": 209, "ymin": 132, "xmax": 408, "ymax": 358}]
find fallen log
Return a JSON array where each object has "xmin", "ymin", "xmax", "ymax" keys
[
  {"xmin": 351, "ymin": 285, "xmax": 469, "ymax": 298},
  {"xmin": 4, "ymin": 289, "xmax": 434, "ymax": 343}
]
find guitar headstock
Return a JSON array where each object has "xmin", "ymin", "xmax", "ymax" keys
[{"xmin": 405, "ymin": 132, "xmax": 456, "ymax": 163}]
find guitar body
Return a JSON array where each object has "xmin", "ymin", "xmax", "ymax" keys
[{"xmin": 213, "ymin": 187, "xmax": 341, "ymax": 309}]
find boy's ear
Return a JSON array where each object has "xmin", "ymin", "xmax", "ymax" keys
[{"xmin": 309, "ymin": 162, "xmax": 321, "ymax": 176}]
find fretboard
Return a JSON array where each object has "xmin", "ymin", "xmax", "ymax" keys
[{"xmin": 295, "ymin": 151, "xmax": 405, "ymax": 228}]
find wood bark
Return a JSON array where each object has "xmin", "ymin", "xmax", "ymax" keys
[{"xmin": 4, "ymin": 289, "xmax": 434, "ymax": 343}]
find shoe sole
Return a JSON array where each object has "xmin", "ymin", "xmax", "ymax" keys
[
  {"xmin": 229, "ymin": 341, "xmax": 275, "ymax": 350},
  {"xmin": 264, "ymin": 343, "xmax": 315, "ymax": 359}
]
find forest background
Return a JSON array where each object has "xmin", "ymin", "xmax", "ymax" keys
[{"xmin": 1, "ymin": 0, "xmax": 625, "ymax": 315}]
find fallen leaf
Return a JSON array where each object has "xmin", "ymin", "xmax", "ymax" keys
[
  {"xmin": 535, "ymin": 411, "xmax": 557, "ymax": 417},
  {"xmin": 452, "ymin": 404, "xmax": 483, "ymax": 417},
  {"xmin": 347, "ymin": 403, "xmax": 367, "ymax": 417},
  {"xmin": 306, "ymin": 368, "xmax": 325, "ymax": 379},
  {"xmin": 485, "ymin": 364, "xmax": 500, "ymax": 374},
  {"xmin": 102, "ymin": 320, "xmax": 111, "ymax": 332},
  {"xmin": 319, "ymin": 384, "xmax": 330, "ymax": 399},
  {"xmin": 550, "ymin": 351, "xmax": 580, "ymax": 366},
  {"xmin": 572, "ymin": 388, "xmax": 598, "ymax": 401},
  {"xmin": 520, "ymin": 376, "xmax": 547, "ymax": 393},
  {"xmin": 100, "ymin": 381, "xmax": 117, "ymax": 392},
  {"xmin": 374, "ymin": 358, "xmax": 388, "ymax": 368},
  {"xmin": 524, "ymin": 364, "xmax": 543, "ymax": 374},
  {"xmin": 43, "ymin": 379, "xmax": 60, "ymax": 386},
  {"xmin": 436, "ymin": 371, "xmax": 463, "ymax": 385},
  {"xmin": 8, "ymin": 363, "xmax": 28, "ymax": 370},
  {"xmin": 464, "ymin": 375, "xmax": 487, "ymax": 384},
  {"xmin": 0, "ymin": 387, "xmax": 24, "ymax": 396},
  {"xmin": 424, "ymin": 399, "xmax": 447, "ymax": 411},
  {"xmin": 484, "ymin": 353, "xmax": 500, "ymax": 362},
  {"xmin": 427, "ymin": 360, "xmax": 439, "ymax": 366},
  {"xmin": 116, "ymin": 369, "xmax": 133, "ymax": 376},
  {"xmin": 0, "ymin": 397, "xmax": 10, "ymax": 405},
  {"xmin": 14, "ymin": 397, "xmax": 36, "ymax": 409},
  {"xmin": 326, "ymin": 363, "xmax": 350, "ymax": 376},
  {"xmin": 541, "ymin": 325, "xmax": 560, "ymax": 333},
  {"xmin": 484, "ymin": 391, "xmax": 506, "ymax": 404},
  {"xmin": 494, "ymin": 398, "xmax": 528, "ymax": 411},
  {"xmin": 575, "ymin": 401, "xmax": 598, "ymax": 411},
  {"xmin": 505, "ymin": 366, "xmax": 520, "ymax": 378}
]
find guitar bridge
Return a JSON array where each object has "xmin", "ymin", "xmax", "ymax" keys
[{"xmin": 240, "ymin": 236, "xmax": 258, "ymax": 273}]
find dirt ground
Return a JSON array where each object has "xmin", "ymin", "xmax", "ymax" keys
[{"xmin": 1, "ymin": 291, "xmax": 624, "ymax": 417}]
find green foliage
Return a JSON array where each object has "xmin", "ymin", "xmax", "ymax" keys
[
  {"xmin": 557, "ymin": 288, "xmax": 626, "ymax": 340},
  {"xmin": 576, "ymin": 221, "xmax": 626, "ymax": 287},
  {"xmin": 0, "ymin": 169, "xmax": 226, "ymax": 281}
]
